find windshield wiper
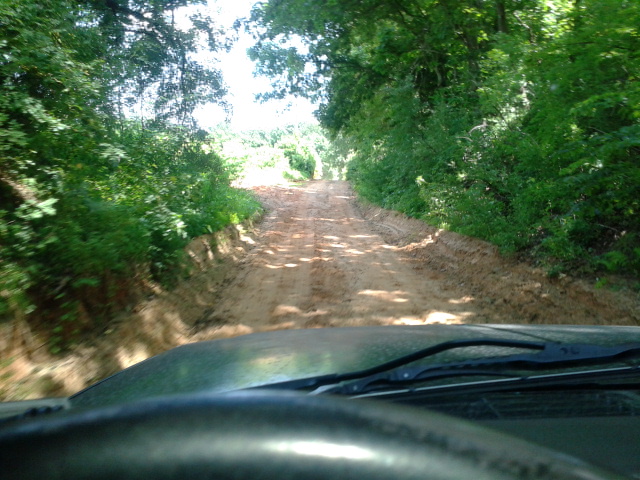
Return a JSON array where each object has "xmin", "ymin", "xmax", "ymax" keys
[
  {"xmin": 326, "ymin": 342, "xmax": 640, "ymax": 395},
  {"xmin": 252, "ymin": 339, "xmax": 640, "ymax": 394},
  {"xmin": 352, "ymin": 365, "xmax": 640, "ymax": 400}
]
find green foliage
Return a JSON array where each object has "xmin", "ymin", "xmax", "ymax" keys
[
  {"xmin": 0, "ymin": 0, "xmax": 260, "ymax": 338},
  {"xmin": 0, "ymin": 257, "xmax": 34, "ymax": 320},
  {"xmin": 251, "ymin": 0, "xmax": 640, "ymax": 278},
  {"xmin": 282, "ymin": 143, "xmax": 316, "ymax": 179},
  {"xmin": 1, "ymin": 120, "xmax": 260, "ymax": 327},
  {"xmin": 212, "ymin": 123, "xmax": 332, "ymax": 183}
]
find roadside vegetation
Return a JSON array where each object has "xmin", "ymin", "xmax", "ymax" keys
[
  {"xmin": 249, "ymin": 0, "xmax": 640, "ymax": 281},
  {"xmin": 0, "ymin": 0, "xmax": 262, "ymax": 345},
  {"xmin": 210, "ymin": 123, "xmax": 339, "ymax": 183}
]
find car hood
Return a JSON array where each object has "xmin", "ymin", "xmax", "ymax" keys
[{"xmin": 71, "ymin": 324, "xmax": 640, "ymax": 407}]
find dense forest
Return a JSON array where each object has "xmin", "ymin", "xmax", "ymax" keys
[
  {"xmin": 249, "ymin": 0, "xmax": 639, "ymax": 280},
  {"xmin": 1, "ymin": 0, "xmax": 639, "ymax": 348},
  {"xmin": 0, "ymin": 0, "xmax": 266, "ymax": 341}
]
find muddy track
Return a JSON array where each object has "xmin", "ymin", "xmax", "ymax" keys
[{"xmin": 2, "ymin": 180, "xmax": 639, "ymax": 400}]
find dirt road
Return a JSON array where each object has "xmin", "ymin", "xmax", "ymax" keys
[
  {"xmin": 3, "ymin": 180, "xmax": 639, "ymax": 400},
  {"xmin": 195, "ymin": 180, "xmax": 474, "ymax": 334},
  {"xmin": 193, "ymin": 180, "xmax": 639, "ymax": 339}
]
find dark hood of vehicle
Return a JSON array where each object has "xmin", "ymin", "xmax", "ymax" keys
[{"xmin": 71, "ymin": 324, "xmax": 640, "ymax": 407}]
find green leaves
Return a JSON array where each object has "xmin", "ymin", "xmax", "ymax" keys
[
  {"xmin": 0, "ymin": 0, "xmax": 258, "ymax": 329},
  {"xmin": 81, "ymin": 0, "xmax": 228, "ymax": 126},
  {"xmin": 15, "ymin": 198, "xmax": 58, "ymax": 220}
]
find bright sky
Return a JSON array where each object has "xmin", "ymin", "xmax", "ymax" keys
[{"xmin": 191, "ymin": 0, "xmax": 318, "ymax": 131}]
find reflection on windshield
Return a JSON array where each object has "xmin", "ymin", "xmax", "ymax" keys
[{"xmin": 268, "ymin": 440, "xmax": 374, "ymax": 460}]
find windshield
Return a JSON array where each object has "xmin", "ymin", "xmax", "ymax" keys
[{"xmin": 1, "ymin": 0, "xmax": 639, "ymax": 404}]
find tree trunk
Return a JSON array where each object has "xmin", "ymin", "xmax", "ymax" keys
[{"xmin": 496, "ymin": 0, "xmax": 508, "ymax": 33}]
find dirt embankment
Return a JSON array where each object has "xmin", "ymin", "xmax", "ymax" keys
[{"xmin": 2, "ymin": 180, "xmax": 639, "ymax": 400}]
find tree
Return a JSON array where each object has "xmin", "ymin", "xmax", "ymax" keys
[
  {"xmin": 0, "ymin": 0, "xmax": 259, "ymax": 341},
  {"xmin": 75, "ymin": 0, "xmax": 229, "ymax": 126}
]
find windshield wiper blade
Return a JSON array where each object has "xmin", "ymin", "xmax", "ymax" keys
[
  {"xmin": 252, "ymin": 338, "xmax": 548, "ymax": 392},
  {"xmin": 251, "ymin": 339, "xmax": 640, "ymax": 394},
  {"xmin": 325, "ymin": 342, "xmax": 640, "ymax": 395},
  {"xmin": 354, "ymin": 365, "xmax": 640, "ymax": 400}
]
